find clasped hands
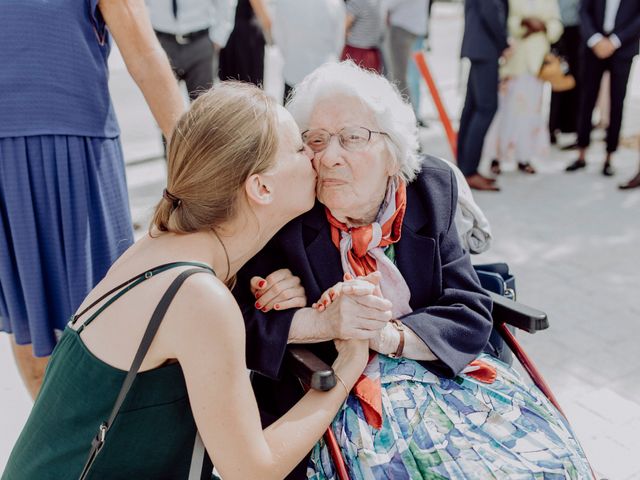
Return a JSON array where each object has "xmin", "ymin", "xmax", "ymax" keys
[
  {"xmin": 592, "ymin": 37, "xmax": 618, "ymax": 59},
  {"xmin": 250, "ymin": 269, "xmax": 401, "ymax": 356}
]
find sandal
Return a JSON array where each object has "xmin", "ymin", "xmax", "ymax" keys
[
  {"xmin": 490, "ymin": 159, "xmax": 501, "ymax": 175},
  {"xmin": 518, "ymin": 162, "xmax": 537, "ymax": 175}
]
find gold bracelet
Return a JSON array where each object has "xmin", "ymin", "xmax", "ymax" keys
[{"xmin": 334, "ymin": 372, "xmax": 350, "ymax": 397}]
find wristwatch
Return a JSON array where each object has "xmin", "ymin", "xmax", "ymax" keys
[{"xmin": 388, "ymin": 319, "xmax": 405, "ymax": 358}]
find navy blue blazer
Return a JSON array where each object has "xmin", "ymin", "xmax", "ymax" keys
[
  {"xmin": 580, "ymin": 0, "xmax": 640, "ymax": 60},
  {"xmin": 460, "ymin": 0, "xmax": 509, "ymax": 62},
  {"xmin": 235, "ymin": 156, "xmax": 493, "ymax": 429}
]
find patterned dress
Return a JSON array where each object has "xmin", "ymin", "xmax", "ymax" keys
[{"xmin": 307, "ymin": 354, "xmax": 591, "ymax": 479}]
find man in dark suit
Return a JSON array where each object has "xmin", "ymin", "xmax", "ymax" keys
[
  {"xmin": 457, "ymin": 0, "xmax": 510, "ymax": 191},
  {"xmin": 234, "ymin": 156, "xmax": 493, "ymax": 479},
  {"xmin": 566, "ymin": 0, "xmax": 640, "ymax": 176}
]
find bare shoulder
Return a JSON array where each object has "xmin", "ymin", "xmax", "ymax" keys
[{"xmin": 161, "ymin": 272, "xmax": 246, "ymax": 355}]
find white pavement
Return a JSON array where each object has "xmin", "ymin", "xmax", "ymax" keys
[{"xmin": 2, "ymin": 3, "xmax": 640, "ymax": 478}]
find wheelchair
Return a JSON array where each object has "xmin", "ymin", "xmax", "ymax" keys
[{"xmin": 286, "ymin": 262, "xmax": 595, "ymax": 479}]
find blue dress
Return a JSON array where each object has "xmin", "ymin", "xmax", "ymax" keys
[{"xmin": 0, "ymin": 0, "xmax": 133, "ymax": 356}]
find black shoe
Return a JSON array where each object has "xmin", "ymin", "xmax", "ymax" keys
[
  {"xmin": 517, "ymin": 162, "xmax": 537, "ymax": 175},
  {"xmin": 602, "ymin": 162, "xmax": 615, "ymax": 177},
  {"xmin": 565, "ymin": 159, "xmax": 586, "ymax": 172}
]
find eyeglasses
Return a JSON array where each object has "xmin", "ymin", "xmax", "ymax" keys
[{"xmin": 301, "ymin": 127, "xmax": 387, "ymax": 153}]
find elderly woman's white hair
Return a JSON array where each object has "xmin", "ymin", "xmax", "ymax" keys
[{"xmin": 286, "ymin": 61, "xmax": 422, "ymax": 183}]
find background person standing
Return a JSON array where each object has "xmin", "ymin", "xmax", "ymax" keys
[
  {"xmin": 272, "ymin": 0, "xmax": 346, "ymax": 102},
  {"xmin": 0, "ymin": 0, "xmax": 183, "ymax": 400},
  {"xmin": 147, "ymin": 0, "xmax": 238, "ymax": 100},
  {"xmin": 385, "ymin": 0, "xmax": 429, "ymax": 102},
  {"xmin": 218, "ymin": 0, "xmax": 272, "ymax": 85},
  {"xmin": 485, "ymin": 0, "xmax": 563, "ymax": 176},
  {"xmin": 566, "ymin": 0, "xmax": 640, "ymax": 176},
  {"xmin": 457, "ymin": 0, "xmax": 510, "ymax": 191},
  {"xmin": 548, "ymin": 0, "xmax": 582, "ymax": 147},
  {"xmin": 342, "ymin": 0, "xmax": 386, "ymax": 73}
]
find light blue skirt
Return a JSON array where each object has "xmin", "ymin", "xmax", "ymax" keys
[
  {"xmin": 0, "ymin": 135, "xmax": 133, "ymax": 356},
  {"xmin": 308, "ymin": 354, "xmax": 592, "ymax": 479}
]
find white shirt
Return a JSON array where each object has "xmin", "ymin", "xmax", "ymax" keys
[
  {"xmin": 272, "ymin": 0, "xmax": 346, "ymax": 85},
  {"xmin": 146, "ymin": 0, "xmax": 237, "ymax": 47},
  {"xmin": 385, "ymin": 0, "xmax": 429, "ymax": 37},
  {"xmin": 586, "ymin": 0, "xmax": 622, "ymax": 49}
]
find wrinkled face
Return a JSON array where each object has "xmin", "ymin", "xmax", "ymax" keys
[
  {"xmin": 266, "ymin": 106, "xmax": 316, "ymax": 220},
  {"xmin": 306, "ymin": 95, "xmax": 395, "ymax": 221}
]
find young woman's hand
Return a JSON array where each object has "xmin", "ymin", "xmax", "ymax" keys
[
  {"xmin": 333, "ymin": 337, "xmax": 370, "ymax": 392},
  {"xmin": 250, "ymin": 269, "xmax": 306, "ymax": 312}
]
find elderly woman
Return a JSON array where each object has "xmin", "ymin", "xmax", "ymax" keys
[{"xmin": 236, "ymin": 62, "xmax": 590, "ymax": 479}]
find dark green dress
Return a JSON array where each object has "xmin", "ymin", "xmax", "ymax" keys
[{"xmin": 2, "ymin": 262, "xmax": 214, "ymax": 480}]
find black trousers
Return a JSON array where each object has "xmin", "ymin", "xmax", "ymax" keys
[
  {"xmin": 577, "ymin": 49, "xmax": 633, "ymax": 153},
  {"xmin": 156, "ymin": 30, "xmax": 214, "ymax": 101},
  {"xmin": 457, "ymin": 60, "xmax": 499, "ymax": 176},
  {"xmin": 549, "ymin": 25, "xmax": 582, "ymax": 134}
]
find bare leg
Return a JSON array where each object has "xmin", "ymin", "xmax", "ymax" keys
[{"xmin": 10, "ymin": 338, "xmax": 49, "ymax": 400}]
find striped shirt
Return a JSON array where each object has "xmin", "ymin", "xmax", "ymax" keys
[{"xmin": 346, "ymin": 0, "xmax": 385, "ymax": 49}]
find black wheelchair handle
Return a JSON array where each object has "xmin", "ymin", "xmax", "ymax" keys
[
  {"xmin": 286, "ymin": 346, "xmax": 336, "ymax": 392},
  {"xmin": 489, "ymin": 291, "xmax": 549, "ymax": 333}
]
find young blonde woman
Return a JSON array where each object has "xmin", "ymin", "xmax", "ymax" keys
[{"xmin": 2, "ymin": 83, "xmax": 379, "ymax": 480}]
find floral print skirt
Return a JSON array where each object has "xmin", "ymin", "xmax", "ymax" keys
[{"xmin": 307, "ymin": 354, "xmax": 592, "ymax": 479}]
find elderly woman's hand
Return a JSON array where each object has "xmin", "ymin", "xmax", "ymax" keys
[
  {"xmin": 251, "ymin": 269, "xmax": 307, "ymax": 312},
  {"xmin": 309, "ymin": 273, "xmax": 391, "ymax": 340},
  {"xmin": 318, "ymin": 276, "xmax": 392, "ymax": 340},
  {"xmin": 315, "ymin": 273, "xmax": 400, "ymax": 355},
  {"xmin": 368, "ymin": 323, "xmax": 401, "ymax": 355},
  {"xmin": 313, "ymin": 272, "xmax": 383, "ymax": 311}
]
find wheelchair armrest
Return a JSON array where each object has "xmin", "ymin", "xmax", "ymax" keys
[
  {"xmin": 285, "ymin": 346, "xmax": 336, "ymax": 392},
  {"xmin": 489, "ymin": 291, "xmax": 549, "ymax": 333}
]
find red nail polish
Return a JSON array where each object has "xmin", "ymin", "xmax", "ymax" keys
[
  {"xmin": 254, "ymin": 291, "xmax": 262, "ymax": 299},
  {"xmin": 255, "ymin": 302, "xmax": 261, "ymax": 309},
  {"xmin": 258, "ymin": 280, "xmax": 266, "ymax": 288},
  {"xmin": 323, "ymin": 299, "xmax": 328, "ymax": 306},
  {"xmin": 274, "ymin": 304, "xmax": 280, "ymax": 310},
  {"xmin": 329, "ymin": 291, "xmax": 335, "ymax": 300},
  {"xmin": 261, "ymin": 307, "xmax": 268, "ymax": 312}
]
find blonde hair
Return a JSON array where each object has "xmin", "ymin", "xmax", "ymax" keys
[{"xmin": 151, "ymin": 81, "xmax": 279, "ymax": 234}]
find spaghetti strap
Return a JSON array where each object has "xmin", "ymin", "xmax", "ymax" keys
[{"xmin": 72, "ymin": 261, "xmax": 214, "ymax": 334}]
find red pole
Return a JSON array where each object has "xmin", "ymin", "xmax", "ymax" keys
[
  {"xmin": 497, "ymin": 324, "xmax": 565, "ymax": 416},
  {"xmin": 324, "ymin": 428, "xmax": 350, "ymax": 480},
  {"xmin": 412, "ymin": 51, "xmax": 458, "ymax": 160}
]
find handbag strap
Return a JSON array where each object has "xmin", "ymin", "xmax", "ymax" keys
[{"xmin": 78, "ymin": 267, "xmax": 214, "ymax": 480}]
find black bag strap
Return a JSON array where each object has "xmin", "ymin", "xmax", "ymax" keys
[{"xmin": 78, "ymin": 267, "xmax": 214, "ymax": 480}]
